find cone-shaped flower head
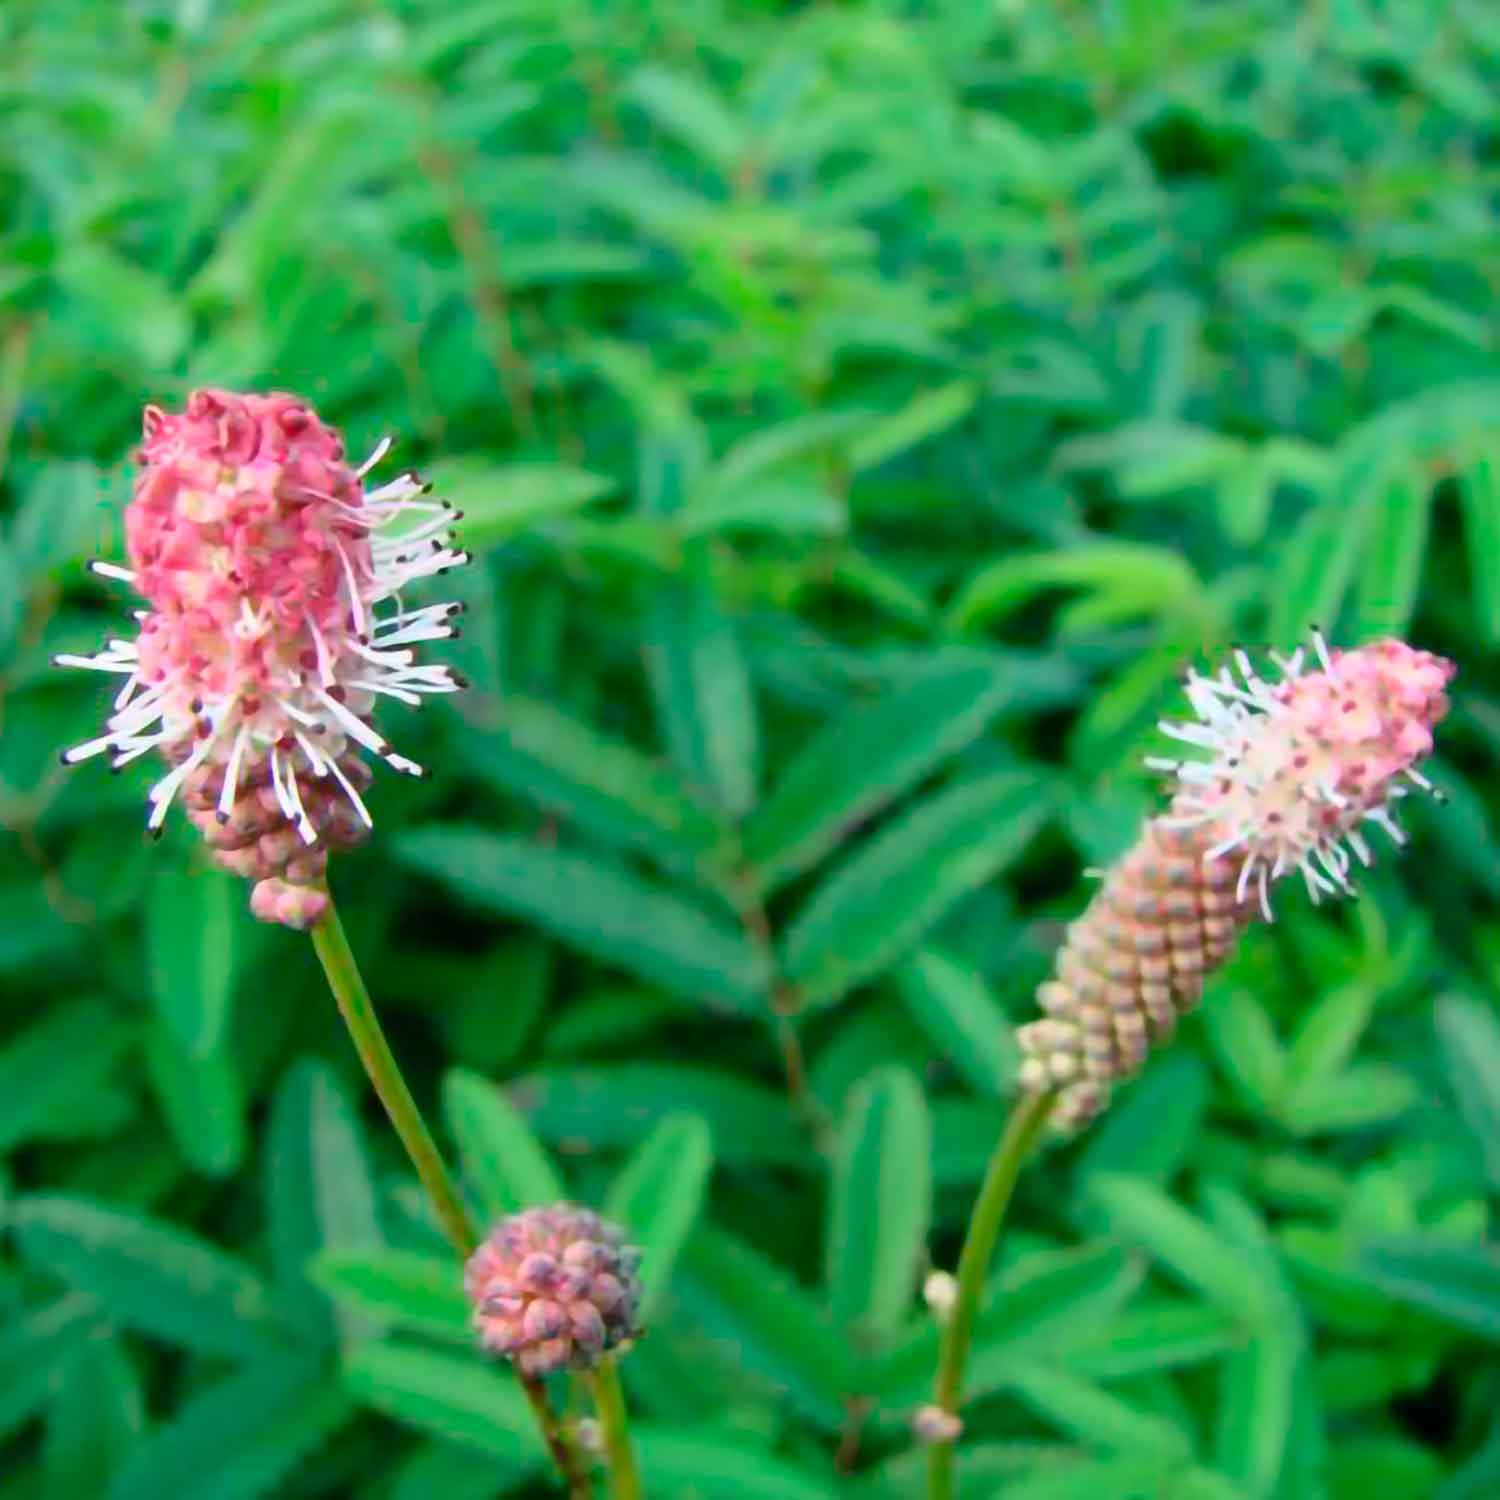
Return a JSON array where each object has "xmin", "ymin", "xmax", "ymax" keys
[
  {"xmin": 58, "ymin": 390, "xmax": 468, "ymax": 923},
  {"xmin": 1019, "ymin": 635, "xmax": 1453, "ymax": 1129},
  {"xmin": 465, "ymin": 1204, "xmax": 643, "ymax": 1378}
]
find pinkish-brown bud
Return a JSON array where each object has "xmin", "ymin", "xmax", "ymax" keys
[{"xmin": 465, "ymin": 1204, "xmax": 643, "ymax": 1377}]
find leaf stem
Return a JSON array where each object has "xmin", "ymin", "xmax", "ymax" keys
[
  {"xmin": 925, "ymin": 1088, "xmax": 1055, "ymax": 1500},
  {"xmin": 586, "ymin": 1357, "xmax": 641, "ymax": 1500},
  {"xmin": 309, "ymin": 892, "xmax": 589, "ymax": 1496}
]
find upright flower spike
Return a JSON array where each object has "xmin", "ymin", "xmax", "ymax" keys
[
  {"xmin": 466, "ymin": 1204, "xmax": 644, "ymax": 1378},
  {"xmin": 57, "ymin": 390, "xmax": 468, "ymax": 926},
  {"xmin": 1018, "ymin": 635, "xmax": 1454, "ymax": 1129}
]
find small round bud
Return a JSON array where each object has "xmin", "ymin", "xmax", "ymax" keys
[
  {"xmin": 466, "ymin": 1203, "xmax": 643, "ymax": 1377},
  {"xmin": 912, "ymin": 1405, "xmax": 963, "ymax": 1444},
  {"xmin": 923, "ymin": 1271, "xmax": 958, "ymax": 1318}
]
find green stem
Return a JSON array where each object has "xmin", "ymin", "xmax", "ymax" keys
[
  {"xmin": 309, "ymin": 898, "xmax": 477, "ymax": 1256},
  {"xmin": 926, "ymin": 1089, "xmax": 1056, "ymax": 1500},
  {"xmin": 586, "ymin": 1358, "xmax": 641, "ymax": 1500},
  {"xmin": 309, "ymin": 893, "xmax": 589, "ymax": 1497}
]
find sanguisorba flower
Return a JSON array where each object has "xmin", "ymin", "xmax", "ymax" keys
[
  {"xmin": 466, "ymin": 1204, "xmax": 644, "ymax": 1378},
  {"xmin": 1018, "ymin": 634, "xmax": 1454, "ymax": 1129},
  {"xmin": 57, "ymin": 390, "xmax": 467, "ymax": 925}
]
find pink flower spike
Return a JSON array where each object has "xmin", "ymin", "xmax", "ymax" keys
[{"xmin": 58, "ymin": 390, "xmax": 467, "ymax": 921}]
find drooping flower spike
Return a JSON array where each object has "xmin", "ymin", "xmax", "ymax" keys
[
  {"xmin": 57, "ymin": 390, "xmax": 468, "ymax": 924},
  {"xmin": 1018, "ymin": 634, "xmax": 1453, "ymax": 1129}
]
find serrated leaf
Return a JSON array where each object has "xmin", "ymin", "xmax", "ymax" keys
[
  {"xmin": 145, "ymin": 865, "xmax": 243, "ymax": 1057},
  {"xmin": 12, "ymin": 1195, "xmax": 285, "ymax": 1360},
  {"xmin": 395, "ymin": 829, "xmax": 769, "ymax": 1015},
  {"xmin": 444, "ymin": 1068, "xmax": 564, "ymax": 1219},
  {"xmin": 673, "ymin": 1226, "xmax": 852, "ymax": 1431},
  {"xmin": 1358, "ymin": 1237, "xmax": 1500, "ymax": 1341},
  {"xmin": 144, "ymin": 1022, "xmax": 245, "ymax": 1178},
  {"xmin": 1085, "ymin": 1175, "xmax": 1273, "ymax": 1325},
  {"xmin": 433, "ymin": 460, "xmax": 618, "ymax": 550},
  {"xmin": 264, "ymin": 1060, "xmax": 382, "ymax": 1341},
  {"xmin": 108, "ymin": 1352, "xmax": 350, "ymax": 1500},
  {"xmin": 43, "ymin": 1333, "xmax": 144, "ymax": 1499},
  {"xmin": 782, "ymin": 771, "xmax": 1049, "ymax": 1007},
  {"xmin": 894, "ymin": 949, "xmax": 1017, "ymax": 1097},
  {"xmin": 0, "ymin": 998, "xmax": 133, "ymax": 1154},
  {"xmin": 605, "ymin": 1113, "xmax": 713, "ymax": 1320},
  {"xmin": 507, "ymin": 1064, "xmax": 803, "ymax": 1168},
  {"xmin": 826, "ymin": 1066, "xmax": 930, "ymax": 1344},
  {"xmin": 462, "ymin": 693, "xmax": 727, "ymax": 874},
  {"xmin": 744, "ymin": 660, "xmax": 1025, "ymax": 890},
  {"xmin": 1435, "ymin": 993, "xmax": 1500, "ymax": 1193},
  {"xmin": 312, "ymin": 1251, "xmax": 469, "ymax": 1341},
  {"xmin": 632, "ymin": 1426, "xmax": 840, "ymax": 1499},
  {"xmin": 342, "ymin": 1342, "xmax": 541, "ymax": 1469},
  {"xmin": 644, "ymin": 581, "xmax": 760, "ymax": 818}
]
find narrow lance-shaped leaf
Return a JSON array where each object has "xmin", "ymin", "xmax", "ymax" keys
[
  {"xmin": 444, "ymin": 1067, "xmax": 564, "ymax": 1220},
  {"xmin": 826, "ymin": 1066, "xmax": 931, "ymax": 1346},
  {"xmin": 782, "ymin": 771, "xmax": 1050, "ymax": 1009},
  {"xmin": 146, "ymin": 864, "xmax": 243, "ymax": 1056},
  {"xmin": 606, "ymin": 1112, "xmax": 714, "ymax": 1320},
  {"xmin": 395, "ymin": 829, "xmax": 770, "ymax": 1015}
]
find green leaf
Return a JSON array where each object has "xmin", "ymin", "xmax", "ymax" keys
[
  {"xmin": 145, "ymin": 865, "xmax": 243, "ymax": 1057},
  {"xmin": 744, "ymin": 659, "xmax": 1025, "ymax": 890},
  {"xmin": 342, "ymin": 1342, "xmax": 542, "ymax": 1469},
  {"xmin": 644, "ymin": 581, "xmax": 760, "ymax": 818},
  {"xmin": 108, "ymin": 1353, "xmax": 350, "ymax": 1500},
  {"xmin": 144, "ymin": 1022, "xmax": 245, "ymax": 1178},
  {"xmin": 605, "ymin": 1113, "xmax": 714, "ymax": 1320},
  {"xmin": 1353, "ymin": 465, "xmax": 1430, "ymax": 639},
  {"xmin": 264, "ymin": 1060, "xmax": 382, "ymax": 1339},
  {"xmin": 625, "ymin": 66, "xmax": 746, "ymax": 173},
  {"xmin": 508, "ymin": 1064, "xmax": 804, "ymax": 1169},
  {"xmin": 848, "ymin": 380, "xmax": 977, "ymax": 471},
  {"xmin": 826, "ymin": 1066, "xmax": 931, "ymax": 1344},
  {"xmin": 462, "ymin": 692, "xmax": 727, "ymax": 874},
  {"xmin": 1359, "ymin": 1237, "xmax": 1500, "ymax": 1341},
  {"xmin": 1285, "ymin": 981, "xmax": 1375, "ymax": 1087},
  {"xmin": 1003, "ymin": 1360, "xmax": 1192, "ymax": 1461},
  {"xmin": 0, "ymin": 998, "xmax": 133, "ymax": 1154},
  {"xmin": 632, "ymin": 1426, "xmax": 840, "ymax": 1499},
  {"xmin": 11, "ymin": 1195, "xmax": 285, "ymax": 1360},
  {"xmin": 673, "ymin": 1226, "xmax": 853, "ymax": 1431},
  {"xmin": 444, "ymin": 1068, "xmax": 564, "ymax": 1219},
  {"xmin": 1459, "ymin": 448, "xmax": 1500, "ymax": 645},
  {"xmin": 0, "ymin": 1297, "xmax": 96, "ymax": 1444},
  {"xmin": 43, "ymin": 1334, "xmax": 144, "ymax": 1499},
  {"xmin": 1436, "ymin": 993, "xmax": 1500, "ymax": 1194},
  {"xmin": 1085, "ymin": 1175, "xmax": 1272, "ymax": 1325},
  {"xmin": 312, "ymin": 1251, "xmax": 469, "ymax": 1341},
  {"xmin": 894, "ymin": 948, "xmax": 1017, "ymax": 1097},
  {"xmin": 1076, "ymin": 1054, "xmax": 1210, "ymax": 1187},
  {"xmin": 782, "ymin": 771, "xmax": 1049, "ymax": 1008},
  {"xmin": 1280, "ymin": 1062, "xmax": 1418, "ymax": 1136},
  {"xmin": 395, "ymin": 829, "xmax": 769, "ymax": 1015},
  {"xmin": 435, "ymin": 460, "xmax": 617, "ymax": 551}
]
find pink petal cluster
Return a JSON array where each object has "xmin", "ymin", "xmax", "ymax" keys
[
  {"xmin": 59, "ymin": 390, "xmax": 467, "ymax": 923},
  {"xmin": 1018, "ymin": 633, "xmax": 1454, "ymax": 1129},
  {"xmin": 465, "ymin": 1204, "xmax": 643, "ymax": 1377},
  {"xmin": 1151, "ymin": 634, "xmax": 1454, "ymax": 914}
]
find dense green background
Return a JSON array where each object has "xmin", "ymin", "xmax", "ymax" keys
[{"xmin": 4, "ymin": 2, "xmax": 1500, "ymax": 1496}]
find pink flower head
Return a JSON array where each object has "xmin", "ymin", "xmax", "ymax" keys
[
  {"xmin": 465, "ymin": 1204, "xmax": 643, "ymax": 1378},
  {"xmin": 1150, "ymin": 632, "xmax": 1454, "ymax": 918},
  {"xmin": 58, "ymin": 390, "xmax": 467, "ymax": 909}
]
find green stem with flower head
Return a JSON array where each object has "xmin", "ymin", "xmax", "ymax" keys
[
  {"xmin": 925, "ymin": 1088, "xmax": 1056, "ymax": 1500},
  {"xmin": 308, "ymin": 892, "xmax": 590, "ymax": 1498},
  {"xmin": 586, "ymin": 1357, "xmax": 641, "ymax": 1500}
]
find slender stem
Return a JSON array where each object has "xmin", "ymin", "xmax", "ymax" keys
[
  {"xmin": 926, "ymin": 1089, "xmax": 1056, "ymax": 1500},
  {"xmin": 308, "ymin": 894, "xmax": 589, "ymax": 1496},
  {"xmin": 586, "ymin": 1358, "xmax": 641, "ymax": 1500},
  {"xmin": 309, "ymin": 899, "xmax": 477, "ymax": 1256},
  {"xmin": 522, "ymin": 1374, "xmax": 594, "ymax": 1500}
]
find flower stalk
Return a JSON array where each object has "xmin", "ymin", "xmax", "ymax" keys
[
  {"xmin": 924, "ymin": 1089, "xmax": 1055, "ymax": 1500},
  {"xmin": 586, "ymin": 1358, "xmax": 642, "ymax": 1500}
]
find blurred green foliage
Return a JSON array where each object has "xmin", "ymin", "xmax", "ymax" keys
[{"xmin": 3, "ymin": 1, "xmax": 1500, "ymax": 1497}]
